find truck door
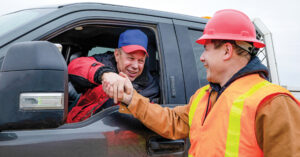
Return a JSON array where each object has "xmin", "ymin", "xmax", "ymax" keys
[
  {"xmin": 0, "ymin": 5, "xmax": 189, "ymax": 157},
  {"xmin": 173, "ymin": 19, "xmax": 208, "ymax": 99}
]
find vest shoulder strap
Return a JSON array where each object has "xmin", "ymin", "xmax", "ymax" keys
[
  {"xmin": 189, "ymin": 84, "xmax": 210, "ymax": 126},
  {"xmin": 225, "ymin": 80, "xmax": 270, "ymax": 157}
]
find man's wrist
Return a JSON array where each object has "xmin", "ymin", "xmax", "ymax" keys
[
  {"xmin": 123, "ymin": 95, "xmax": 133, "ymax": 105},
  {"xmin": 95, "ymin": 66, "xmax": 115, "ymax": 84},
  {"xmin": 123, "ymin": 90, "xmax": 134, "ymax": 105}
]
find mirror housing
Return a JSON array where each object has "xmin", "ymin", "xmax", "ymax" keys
[{"xmin": 0, "ymin": 41, "xmax": 68, "ymax": 130}]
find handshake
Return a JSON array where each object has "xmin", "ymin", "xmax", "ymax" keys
[{"xmin": 101, "ymin": 72, "xmax": 134, "ymax": 105}]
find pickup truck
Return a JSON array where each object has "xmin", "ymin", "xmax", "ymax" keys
[{"xmin": 0, "ymin": 3, "xmax": 297, "ymax": 157}]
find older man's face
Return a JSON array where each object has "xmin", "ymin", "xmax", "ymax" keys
[{"xmin": 115, "ymin": 49, "xmax": 146, "ymax": 81}]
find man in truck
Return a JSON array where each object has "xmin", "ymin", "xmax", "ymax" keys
[
  {"xmin": 66, "ymin": 29, "xmax": 159, "ymax": 123},
  {"xmin": 102, "ymin": 9, "xmax": 300, "ymax": 156}
]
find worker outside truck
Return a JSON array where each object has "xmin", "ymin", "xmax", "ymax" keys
[{"xmin": 102, "ymin": 9, "xmax": 300, "ymax": 157}]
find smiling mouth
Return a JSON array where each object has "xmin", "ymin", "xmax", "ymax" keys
[{"xmin": 127, "ymin": 70, "xmax": 138, "ymax": 77}]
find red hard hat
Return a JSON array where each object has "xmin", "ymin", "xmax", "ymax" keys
[{"xmin": 196, "ymin": 9, "xmax": 265, "ymax": 48}]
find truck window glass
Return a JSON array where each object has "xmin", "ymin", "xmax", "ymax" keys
[
  {"xmin": 188, "ymin": 29, "xmax": 208, "ymax": 87},
  {"xmin": 88, "ymin": 47, "xmax": 115, "ymax": 56}
]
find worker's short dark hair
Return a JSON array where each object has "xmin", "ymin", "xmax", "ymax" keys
[{"xmin": 211, "ymin": 39, "xmax": 254, "ymax": 58}]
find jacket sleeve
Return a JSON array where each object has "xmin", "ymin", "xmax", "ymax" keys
[
  {"xmin": 68, "ymin": 56, "xmax": 115, "ymax": 93},
  {"xmin": 120, "ymin": 90, "xmax": 193, "ymax": 140},
  {"xmin": 255, "ymin": 94, "xmax": 300, "ymax": 157},
  {"xmin": 68, "ymin": 56, "xmax": 104, "ymax": 85}
]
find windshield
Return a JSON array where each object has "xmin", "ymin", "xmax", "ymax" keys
[{"xmin": 0, "ymin": 8, "xmax": 55, "ymax": 37}]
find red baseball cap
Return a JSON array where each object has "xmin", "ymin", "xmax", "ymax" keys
[{"xmin": 118, "ymin": 29, "xmax": 148, "ymax": 56}]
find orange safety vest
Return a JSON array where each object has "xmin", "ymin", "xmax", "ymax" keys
[{"xmin": 188, "ymin": 74, "xmax": 299, "ymax": 157}]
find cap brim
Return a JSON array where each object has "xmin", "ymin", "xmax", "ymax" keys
[{"xmin": 122, "ymin": 45, "xmax": 148, "ymax": 56}]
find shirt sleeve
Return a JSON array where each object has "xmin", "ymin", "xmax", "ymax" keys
[
  {"xmin": 120, "ymin": 90, "xmax": 193, "ymax": 140},
  {"xmin": 255, "ymin": 94, "xmax": 300, "ymax": 157}
]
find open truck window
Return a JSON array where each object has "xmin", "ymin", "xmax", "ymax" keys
[{"xmin": 43, "ymin": 22, "xmax": 161, "ymax": 121}]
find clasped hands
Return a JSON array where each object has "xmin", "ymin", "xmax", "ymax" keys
[{"xmin": 102, "ymin": 72, "xmax": 133, "ymax": 105}]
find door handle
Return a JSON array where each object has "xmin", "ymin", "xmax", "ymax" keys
[{"xmin": 147, "ymin": 137, "xmax": 185, "ymax": 154}]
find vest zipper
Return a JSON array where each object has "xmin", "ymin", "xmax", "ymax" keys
[{"xmin": 202, "ymin": 91, "xmax": 212, "ymax": 125}]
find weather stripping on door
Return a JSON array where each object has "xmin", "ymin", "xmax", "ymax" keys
[{"xmin": 147, "ymin": 137, "xmax": 185, "ymax": 155}]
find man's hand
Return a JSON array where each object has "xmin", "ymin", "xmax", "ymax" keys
[
  {"xmin": 102, "ymin": 72, "xmax": 133, "ymax": 105},
  {"xmin": 119, "ymin": 72, "xmax": 134, "ymax": 104},
  {"xmin": 101, "ymin": 72, "xmax": 122, "ymax": 86},
  {"xmin": 102, "ymin": 72, "xmax": 128, "ymax": 103}
]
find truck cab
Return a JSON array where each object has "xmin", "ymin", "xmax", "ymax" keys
[{"xmin": 0, "ymin": 3, "xmax": 294, "ymax": 157}]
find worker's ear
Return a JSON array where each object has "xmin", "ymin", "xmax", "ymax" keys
[
  {"xmin": 223, "ymin": 42, "xmax": 233, "ymax": 61},
  {"xmin": 114, "ymin": 49, "xmax": 120, "ymax": 62}
]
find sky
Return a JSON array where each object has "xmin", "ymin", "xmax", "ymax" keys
[{"xmin": 1, "ymin": 0, "xmax": 300, "ymax": 88}]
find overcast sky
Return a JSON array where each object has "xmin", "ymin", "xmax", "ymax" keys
[{"xmin": 1, "ymin": 0, "xmax": 300, "ymax": 88}]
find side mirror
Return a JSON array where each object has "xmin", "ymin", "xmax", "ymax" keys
[{"xmin": 0, "ymin": 41, "xmax": 68, "ymax": 130}]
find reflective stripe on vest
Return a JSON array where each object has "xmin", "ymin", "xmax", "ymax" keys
[
  {"xmin": 189, "ymin": 84, "xmax": 210, "ymax": 127},
  {"xmin": 225, "ymin": 80, "xmax": 270, "ymax": 157},
  {"xmin": 188, "ymin": 75, "xmax": 278, "ymax": 157}
]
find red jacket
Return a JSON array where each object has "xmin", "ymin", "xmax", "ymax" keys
[
  {"xmin": 66, "ymin": 56, "xmax": 111, "ymax": 123},
  {"xmin": 66, "ymin": 52, "xmax": 159, "ymax": 123}
]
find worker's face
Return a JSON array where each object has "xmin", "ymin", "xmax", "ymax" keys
[
  {"xmin": 200, "ymin": 41, "xmax": 225, "ymax": 83},
  {"xmin": 115, "ymin": 48, "xmax": 146, "ymax": 81}
]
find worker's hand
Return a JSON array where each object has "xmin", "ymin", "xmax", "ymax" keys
[
  {"xmin": 119, "ymin": 72, "xmax": 134, "ymax": 105},
  {"xmin": 102, "ymin": 72, "xmax": 128, "ymax": 103},
  {"xmin": 102, "ymin": 72, "xmax": 133, "ymax": 105}
]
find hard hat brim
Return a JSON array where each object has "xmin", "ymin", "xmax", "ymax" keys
[{"xmin": 196, "ymin": 34, "xmax": 265, "ymax": 48}]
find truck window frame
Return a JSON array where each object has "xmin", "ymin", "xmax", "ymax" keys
[{"xmin": 38, "ymin": 19, "xmax": 163, "ymax": 124}]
